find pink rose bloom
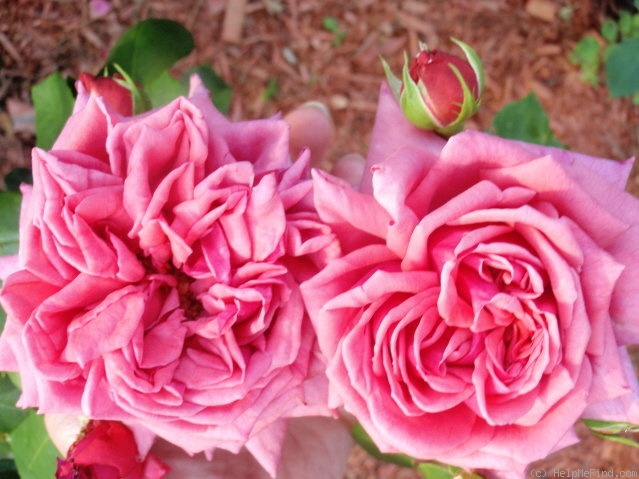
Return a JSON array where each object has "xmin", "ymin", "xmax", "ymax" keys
[
  {"xmin": 302, "ymin": 85, "xmax": 639, "ymax": 476},
  {"xmin": 0, "ymin": 76, "xmax": 339, "ymax": 476},
  {"xmin": 56, "ymin": 420, "xmax": 169, "ymax": 479}
]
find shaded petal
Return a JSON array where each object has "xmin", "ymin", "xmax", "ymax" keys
[
  {"xmin": 360, "ymin": 83, "xmax": 445, "ymax": 193},
  {"xmin": 311, "ymin": 169, "xmax": 390, "ymax": 253}
]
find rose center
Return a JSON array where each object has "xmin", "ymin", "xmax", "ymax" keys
[
  {"xmin": 175, "ymin": 269, "xmax": 203, "ymax": 320},
  {"xmin": 140, "ymin": 255, "xmax": 203, "ymax": 321}
]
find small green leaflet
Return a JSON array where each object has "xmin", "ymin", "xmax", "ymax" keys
[
  {"xmin": 0, "ymin": 458, "xmax": 19, "ymax": 479},
  {"xmin": 417, "ymin": 461, "xmax": 483, "ymax": 479},
  {"xmin": 31, "ymin": 72, "xmax": 75, "ymax": 149},
  {"xmin": 0, "ymin": 375, "xmax": 29, "ymax": 432},
  {"xmin": 569, "ymin": 36, "xmax": 601, "ymax": 86},
  {"xmin": 111, "ymin": 63, "xmax": 152, "ymax": 115},
  {"xmin": 583, "ymin": 418, "xmax": 639, "ymax": 448},
  {"xmin": 3, "ymin": 169, "xmax": 32, "ymax": 192},
  {"xmin": 0, "ymin": 191, "xmax": 21, "ymax": 256},
  {"xmin": 351, "ymin": 423, "xmax": 415, "ymax": 468},
  {"xmin": 146, "ymin": 65, "xmax": 233, "ymax": 114},
  {"xmin": 491, "ymin": 92, "xmax": 565, "ymax": 148},
  {"xmin": 0, "ymin": 308, "xmax": 4, "ymax": 343},
  {"xmin": 605, "ymin": 38, "xmax": 639, "ymax": 98},
  {"xmin": 146, "ymin": 70, "xmax": 185, "ymax": 109},
  {"xmin": 185, "ymin": 65, "xmax": 232, "ymax": 114},
  {"xmin": 9, "ymin": 412, "xmax": 59, "ymax": 479},
  {"xmin": 351, "ymin": 424, "xmax": 484, "ymax": 478}
]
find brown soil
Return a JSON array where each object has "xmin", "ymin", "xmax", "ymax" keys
[{"xmin": 1, "ymin": 0, "xmax": 639, "ymax": 477}]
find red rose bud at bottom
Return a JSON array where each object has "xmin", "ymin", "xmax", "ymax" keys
[
  {"xmin": 80, "ymin": 72, "xmax": 133, "ymax": 116},
  {"xmin": 55, "ymin": 421, "xmax": 169, "ymax": 479},
  {"xmin": 382, "ymin": 38, "xmax": 484, "ymax": 136}
]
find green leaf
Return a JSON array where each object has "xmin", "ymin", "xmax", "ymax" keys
[
  {"xmin": 351, "ymin": 423, "xmax": 415, "ymax": 468},
  {"xmin": 332, "ymin": 32, "xmax": 347, "ymax": 46},
  {"xmin": 112, "ymin": 64, "xmax": 152, "ymax": 114},
  {"xmin": 322, "ymin": 16, "xmax": 347, "ymax": 46},
  {"xmin": 183, "ymin": 65, "xmax": 233, "ymax": 114},
  {"xmin": 262, "ymin": 77, "xmax": 279, "ymax": 101},
  {"xmin": 3, "ymin": 168, "xmax": 32, "ymax": 192},
  {"xmin": 0, "ymin": 441, "xmax": 14, "ymax": 459},
  {"xmin": 6, "ymin": 373, "xmax": 21, "ymax": 391},
  {"xmin": 491, "ymin": 92, "xmax": 565, "ymax": 148},
  {"xmin": 0, "ymin": 459, "xmax": 19, "ymax": 479},
  {"xmin": 591, "ymin": 434, "xmax": 639, "ymax": 448},
  {"xmin": 0, "ymin": 376, "xmax": 29, "ymax": 432},
  {"xmin": 584, "ymin": 418, "xmax": 639, "ymax": 449},
  {"xmin": 0, "ymin": 438, "xmax": 13, "ymax": 458},
  {"xmin": 570, "ymin": 36, "xmax": 601, "ymax": 85},
  {"xmin": 605, "ymin": 37, "xmax": 639, "ymax": 97},
  {"xmin": 0, "ymin": 191, "xmax": 22, "ymax": 256},
  {"xmin": 570, "ymin": 36, "xmax": 601, "ymax": 65},
  {"xmin": 147, "ymin": 70, "xmax": 187, "ymax": 108},
  {"xmin": 583, "ymin": 418, "xmax": 639, "ymax": 435},
  {"xmin": 417, "ymin": 461, "xmax": 483, "ymax": 479},
  {"xmin": 619, "ymin": 11, "xmax": 634, "ymax": 40},
  {"xmin": 602, "ymin": 42, "xmax": 617, "ymax": 63},
  {"xmin": 322, "ymin": 16, "xmax": 340, "ymax": 33},
  {"xmin": 31, "ymin": 72, "xmax": 75, "ymax": 149},
  {"xmin": 633, "ymin": 13, "xmax": 639, "ymax": 38},
  {"xmin": 9, "ymin": 412, "xmax": 59, "ymax": 479},
  {"xmin": 601, "ymin": 18, "xmax": 619, "ymax": 43},
  {"xmin": 104, "ymin": 19, "xmax": 194, "ymax": 87}
]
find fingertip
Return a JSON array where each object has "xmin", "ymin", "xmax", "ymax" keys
[
  {"xmin": 297, "ymin": 101, "xmax": 330, "ymax": 118},
  {"xmin": 284, "ymin": 102, "xmax": 334, "ymax": 167},
  {"xmin": 330, "ymin": 154, "xmax": 366, "ymax": 187}
]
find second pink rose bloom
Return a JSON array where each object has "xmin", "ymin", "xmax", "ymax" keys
[{"xmin": 302, "ymin": 84, "xmax": 639, "ymax": 476}]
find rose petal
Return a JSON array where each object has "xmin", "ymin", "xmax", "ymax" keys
[
  {"xmin": 360, "ymin": 83, "xmax": 445, "ymax": 193},
  {"xmin": 312, "ymin": 169, "xmax": 390, "ymax": 252}
]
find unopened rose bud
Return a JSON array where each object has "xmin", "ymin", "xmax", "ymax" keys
[
  {"xmin": 382, "ymin": 38, "xmax": 484, "ymax": 136},
  {"xmin": 80, "ymin": 72, "xmax": 133, "ymax": 116}
]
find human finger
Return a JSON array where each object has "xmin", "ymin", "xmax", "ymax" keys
[{"xmin": 330, "ymin": 153, "xmax": 366, "ymax": 187}]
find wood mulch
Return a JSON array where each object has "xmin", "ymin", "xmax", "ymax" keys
[{"xmin": 1, "ymin": 0, "xmax": 639, "ymax": 477}]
